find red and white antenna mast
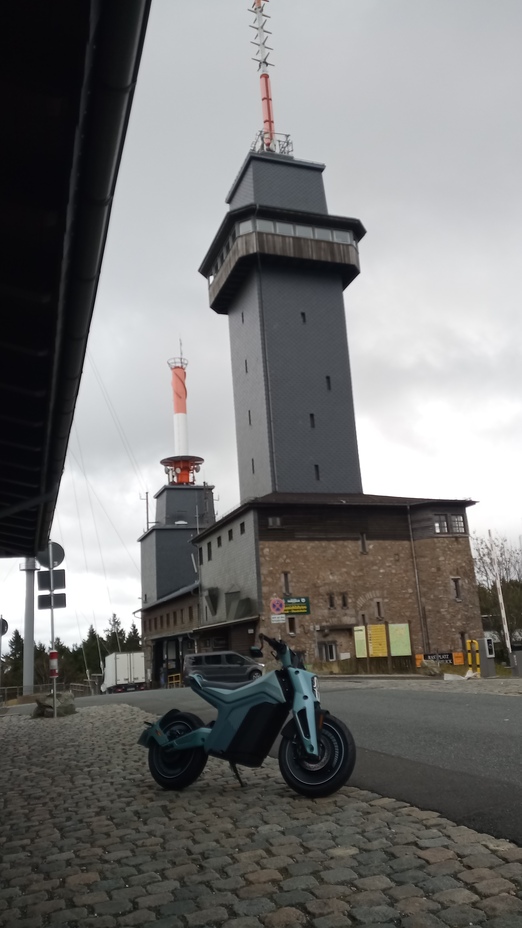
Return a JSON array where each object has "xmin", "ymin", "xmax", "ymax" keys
[
  {"xmin": 250, "ymin": 1, "xmax": 293, "ymax": 156},
  {"xmin": 160, "ymin": 344, "xmax": 204, "ymax": 485}
]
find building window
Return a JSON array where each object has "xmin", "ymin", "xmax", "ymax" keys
[
  {"xmin": 154, "ymin": 616, "xmax": 158, "ymax": 631},
  {"xmin": 434, "ymin": 514, "xmax": 449, "ymax": 534},
  {"xmin": 326, "ymin": 376, "xmax": 331, "ymax": 391},
  {"xmin": 452, "ymin": 577, "xmax": 462, "ymax": 601},
  {"xmin": 241, "ymin": 311, "xmax": 244, "ymax": 324},
  {"xmin": 245, "ymin": 359, "xmax": 248, "ymax": 373},
  {"xmin": 288, "ymin": 616, "xmax": 296, "ymax": 634},
  {"xmin": 238, "ymin": 219, "xmax": 254, "ymax": 235},
  {"xmin": 166, "ymin": 612, "xmax": 170, "ymax": 627},
  {"xmin": 257, "ymin": 218, "xmax": 274, "ymax": 233},
  {"xmin": 228, "ymin": 528, "xmax": 233, "ymax": 541},
  {"xmin": 314, "ymin": 464, "xmax": 320, "ymax": 481},
  {"xmin": 301, "ymin": 312, "xmax": 307, "ymax": 324},
  {"xmin": 320, "ymin": 642, "xmax": 337, "ymax": 661},
  {"xmin": 252, "ymin": 458, "xmax": 255, "ymax": 474},
  {"xmin": 360, "ymin": 533, "xmax": 368, "ymax": 554},
  {"xmin": 375, "ymin": 600, "xmax": 383, "ymax": 619},
  {"xmin": 451, "ymin": 514, "xmax": 466, "ymax": 534},
  {"xmin": 240, "ymin": 522, "xmax": 245, "ymax": 535},
  {"xmin": 341, "ymin": 593, "xmax": 348, "ymax": 609},
  {"xmin": 207, "ymin": 541, "xmax": 212, "ymax": 561},
  {"xmin": 217, "ymin": 535, "xmax": 222, "ymax": 548},
  {"xmin": 333, "ymin": 229, "xmax": 353, "ymax": 244},
  {"xmin": 173, "ymin": 611, "xmax": 177, "ymax": 625},
  {"xmin": 198, "ymin": 547, "xmax": 203, "ymax": 566},
  {"xmin": 360, "ymin": 612, "xmax": 366, "ymax": 623},
  {"xmin": 328, "ymin": 593, "xmax": 335, "ymax": 609},
  {"xmin": 315, "ymin": 228, "xmax": 333, "ymax": 242},
  {"xmin": 189, "ymin": 606, "xmax": 193, "ymax": 621},
  {"xmin": 276, "ymin": 221, "xmax": 294, "ymax": 236},
  {"xmin": 268, "ymin": 516, "xmax": 281, "ymax": 527},
  {"xmin": 180, "ymin": 609, "xmax": 184, "ymax": 624},
  {"xmin": 282, "ymin": 572, "xmax": 291, "ymax": 595},
  {"xmin": 310, "ymin": 413, "xmax": 315, "ymax": 428},
  {"xmin": 248, "ymin": 409, "xmax": 252, "ymax": 425}
]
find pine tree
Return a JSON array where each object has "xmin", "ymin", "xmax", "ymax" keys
[
  {"xmin": 104, "ymin": 614, "xmax": 125, "ymax": 654},
  {"xmin": 125, "ymin": 622, "xmax": 141, "ymax": 651}
]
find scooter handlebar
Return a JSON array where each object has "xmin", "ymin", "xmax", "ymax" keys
[{"xmin": 259, "ymin": 633, "xmax": 287, "ymax": 656}]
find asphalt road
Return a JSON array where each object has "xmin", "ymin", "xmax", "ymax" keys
[{"xmin": 7, "ymin": 681, "xmax": 522, "ymax": 843}]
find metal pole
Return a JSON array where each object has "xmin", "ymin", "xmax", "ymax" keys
[
  {"xmin": 0, "ymin": 617, "xmax": 4, "ymax": 706},
  {"xmin": 48, "ymin": 540, "xmax": 57, "ymax": 718},
  {"xmin": 22, "ymin": 558, "xmax": 37, "ymax": 695},
  {"xmin": 488, "ymin": 529, "xmax": 515, "ymax": 672}
]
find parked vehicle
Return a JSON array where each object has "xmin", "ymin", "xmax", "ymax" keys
[
  {"xmin": 138, "ymin": 635, "xmax": 356, "ymax": 798},
  {"xmin": 182, "ymin": 650, "xmax": 264, "ymax": 686},
  {"xmin": 102, "ymin": 652, "xmax": 146, "ymax": 694}
]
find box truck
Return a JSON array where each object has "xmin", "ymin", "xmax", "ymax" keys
[{"xmin": 102, "ymin": 652, "xmax": 146, "ymax": 694}]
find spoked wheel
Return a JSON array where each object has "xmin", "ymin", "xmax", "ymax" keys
[
  {"xmin": 148, "ymin": 710, "xmax": 207, "ymax": 790},
  {"xmin": 278, "ymin": 714, "xmax": 356, "ymax": 798}
]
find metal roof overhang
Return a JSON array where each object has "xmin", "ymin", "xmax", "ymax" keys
[{"xmin": 0, "ymin": 0, "xmax": 152, "ymax": 558}]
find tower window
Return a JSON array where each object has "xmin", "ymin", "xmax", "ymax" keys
[
  {"xmin": 282, "ymin": 572, "xmax": 291, "ymax": 594},
  {"xmin": 451, "ymin": 514, "xmax": 466, "ymax": 534},
  {"xmin": 314, "ymin": 464, "xmax": 320, "ymax": 481},
  {"xmin": 310, "ymin": 413, "xmax": 315, "ymax": 428},
  {"xmin": 341, "ymin": 593, "xmax": 348, "ymax": 609},
  {"xmin": 434, "ymin": 514, "xmax": 449, "ymax": 534},
  {"xmin": 189, "ymin": 606, "xmax": 193, "ymax": 621},
  {"xmin": 240, "ymin": 522, "xmax": 245, "ymax": 535},
  {"xmin": 328, "ymin": 593, "xmax": 335, "ymax": 609},
  {"xmin": 375, "ymin": 600, "xmax": 383, "ymax": 619},
  {"xmin": 360, "ymin": 533, "xmax": 368, "ymax": 554},
  {"xmin": 228, "ymin": 528, "xmax": 233, "ymax": 541},
  {"xmin": 452, "ymin": 577, "xmax": 462, "ymax": 601},
  {"xmin": 248, "ymin": 410, "xmax": 252, "ymax": 426},
  {"xmin": 288, "ymin": 616, "xmax": 296, "ymax": 634},
  {"xmin": 245, "ymin": 359, "xmax": 248, "ymax": 373},
  {"xmin": 252, "ymin": 458, "xmax": 255, "ymax": 474},
  {"xmin": 326, "ymin": 376, "xmax": 331, "ymax": 391},
  {"xmin": 217, "ymin": 535, "xmax": 222, "ymax": 548},
  {"xmin": 207, "ymin": 541, "xmax": 212, "ymax": 561},
  {"xmin": 198, "ymin": 547, "xmax": 203, "ymax": 566},
  {"xmin": 301, "ymin": 312, "xmax": 307, "ymax": 324},
  {"xmin": 241, "ymin": 311, "xmax": 244, "ymax": 324},
  {"xmin": 257, "ymin": 218, "xmax": 274, "ymax": 233}
]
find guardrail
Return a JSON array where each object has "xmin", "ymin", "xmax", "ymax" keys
[{"xmin": 0, "ymin": 682, "xmax": 92, "ymax": 706}]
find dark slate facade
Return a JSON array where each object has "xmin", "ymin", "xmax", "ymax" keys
[
  {"xmin": 139, "ymin": 483, "xmax": 215, "ymax": 607},
  {"xmin": 200, "ymin": 151, "xmax": 365, "ymax": 501}
]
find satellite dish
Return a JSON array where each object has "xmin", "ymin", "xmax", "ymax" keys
[{"xmin": 37, "ymin": 542, "xmax": 65, "ymax": 569}]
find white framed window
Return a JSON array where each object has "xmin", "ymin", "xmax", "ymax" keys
[
  {"xmin": 257, "ymin": 218, "xmax": 274, "ymax": 233},
  {"xmin": 451, "ymin": 514, "xmax": 466, "ymax": 534},
  {"xmin": 333, "ymin": 229, "xmax": 353, "ymax": 244},
  {"xmin": 295, "ymin": 224, "xmax": 313, "ymax": 238},
  {"xmin": 238, "ymin": 219, "xmax": 254, "ymax": 235},
  {"xmin": 276, "ymin": 222, "xmax": 294, "ymax": 236},
  {"xmin": 314, "ymin": 228, "xmax": 332, "ymax": 242},
  {"xmin": 434, "ymin": 514, "xmax": 449, "ymax": 534}
]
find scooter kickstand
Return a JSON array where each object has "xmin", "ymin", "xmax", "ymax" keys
[{"xmin": 229, "ymin": 762, "xmax": 245, "ymax": 788}]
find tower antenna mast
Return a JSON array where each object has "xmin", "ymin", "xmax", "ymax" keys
[{"xmin": 250, "ymin": 1, "xmax": 293, "ymax": 156}]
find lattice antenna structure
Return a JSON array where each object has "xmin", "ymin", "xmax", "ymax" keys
[{"xmin": 250, "ymin": 0, "xmax": 276, "ymax": 151}]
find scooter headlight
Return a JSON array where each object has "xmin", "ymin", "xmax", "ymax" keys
[{"xmin": 311, "ymin": 675, "xmax": 319, "ymax": 698}]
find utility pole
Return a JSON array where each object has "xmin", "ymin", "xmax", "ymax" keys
[{"xmin": 20, "ymin": 558, "xmax": 38, "ymax": 695}]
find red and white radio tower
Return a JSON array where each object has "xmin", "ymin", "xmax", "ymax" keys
[{"xmin": 160, "ymin": 347, "xmax": 204, "ymax": 485}]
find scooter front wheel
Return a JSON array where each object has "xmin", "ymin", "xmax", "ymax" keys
[
  {"xmin": 278, "ymin": 714, "xmax": 356, "ymax": 798},
  {"xmin": 148, "ymin": 710, "xmax": 207, "ymax": 790}
]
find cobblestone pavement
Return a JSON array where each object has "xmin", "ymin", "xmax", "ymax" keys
[{"xmin": 1, "ymin": 704, "xmax": 522, "ymax": 928}]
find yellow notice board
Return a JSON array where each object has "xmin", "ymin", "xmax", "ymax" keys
[
  {"xmin": 368, "ymin": 624, "xmax": 388, "ymax": 657},
  {"xmin": 388, "ymin": 623, "xmax": 412, "ymax": 657},
  {"xmin": 354, "ymin": 625, "xmax": 367, "ymax": 658}
]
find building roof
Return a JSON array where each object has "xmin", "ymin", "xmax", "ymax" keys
[
  {"xmin": 0, "ymin": 0, "xmax": 152, "ymax": 558},
  {"xmin": 194, "ymin": 492, "xmax": 477, "ymax": 541}
]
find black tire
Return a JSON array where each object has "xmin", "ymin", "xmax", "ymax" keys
[
  {"xmin": 148, "ymin": 710, "xmax": 207, "ymax": 790},
  {"xmin": 249, "ymin": 670, "xmax": 262, "ymax": 681},
  {"xmin": 278, "ymin": 714, "xmax": 356, "ymax": 798}
]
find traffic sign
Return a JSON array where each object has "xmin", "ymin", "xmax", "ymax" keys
[
  {"xmin": 0, "ymin": 618, "xmax": 8, "ymax": 637},
  {"xmin": 38, "ymin": 593, "xmax": 67, "ymax": 611},
  {"xmin": 37, "ymin": 542, "xmax": 65, "ymax": 569},
  {"xmin": 37, "ymin": 570, "xmax": 66, "ymax": 592},
  {"xmin": 270, "ymin": 597, "xmax": 285, "ymax": 614}
]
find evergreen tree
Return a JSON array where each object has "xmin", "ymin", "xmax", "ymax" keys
[
  {"xmin": 104, "ymin": 614, "xmax": 125, "ymax": 654},
  {"xmin": 125, "ymin": 621, "xmax": 141, "ymax": 651},
  {"xmin": 3, "ymin": 629, "xmax": 24, "ymax": 687},
  {"xmin": 83, "ymin": 625, "xmax": 105, "ymax": 675}
]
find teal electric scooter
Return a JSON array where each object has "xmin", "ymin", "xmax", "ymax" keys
[{"xmin": 138, "ymin": 634, "xmax": 356, "ymax": 797}]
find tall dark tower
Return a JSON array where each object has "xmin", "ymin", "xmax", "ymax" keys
[{"xmin": 199, "ymin": 1, "xmax": 365, "ymax": 502}]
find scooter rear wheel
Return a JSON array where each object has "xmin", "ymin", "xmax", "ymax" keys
[
  {"xmin": 148, "ymin": 710, "xmax": 207, "ymax": 790},
  {"xmin": 278, "ymin": 714, "xmax": 356, "ymax": 798}
]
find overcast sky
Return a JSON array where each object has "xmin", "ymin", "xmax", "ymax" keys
[{"xmin": 1, "ymin": 0, "xmax": 521, "ymax": 651}]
